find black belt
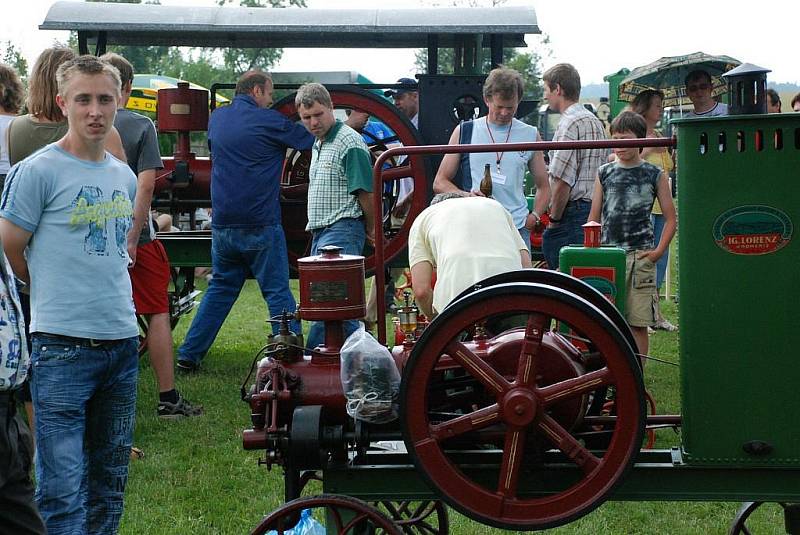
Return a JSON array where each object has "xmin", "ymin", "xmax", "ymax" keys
[
  {"xmin": 568, "ymin": 199, "xmax": 592, "ymax": 205},
  {"xmin": 37, "ymin": 333, "xmax": 123, "ymax": 348}
]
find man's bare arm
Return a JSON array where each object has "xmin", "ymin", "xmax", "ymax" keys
[
  {"xmin": 410, "ymin": 261, "xmax": 435, "ymax": 319},
  {"xmin": 357, "ymin": 190, "xmax": 376, "ymax": 246},
  {"xmin": 548, "ymin": 178, "xmax": 571, "ymax": 224},
  {"xmin": 0, "ymin": 220, "xmax": 32, "ymax": 284},
  {"xmin": 433, "ymin": 126, "xmax": 468, "ymax": 194},
  {"xmin": 520, "ymin": 249, "xmax": 532, "ymax": 268},
  {"xmin": 126, "ymin": 168, "xmax": 156, "ymax": 265}
]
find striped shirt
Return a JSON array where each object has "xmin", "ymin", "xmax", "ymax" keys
[
  {"xmin": 548, "ymin": 103, "xmax": 609, "ymax": 202},
  {"xmin": 306, "ymin": 121, "xmax": 373, "ymax": 231}
]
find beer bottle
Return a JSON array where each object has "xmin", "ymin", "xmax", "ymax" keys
[{"xmin": 480, "ymin": 163, "xmax": 493, "ymax": 198}]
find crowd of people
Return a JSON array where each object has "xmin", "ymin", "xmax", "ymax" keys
[{"xmin": 0, "ymin": 45, "xmax": 794, "ymax": 533}]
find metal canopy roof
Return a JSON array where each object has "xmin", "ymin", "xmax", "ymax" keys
[{"xmin": 40, "ymin": 1, "xmax": 539, "ymax": 49}]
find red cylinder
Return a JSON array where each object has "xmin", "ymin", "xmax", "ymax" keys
[
  {"xmin": 583, "ymin": 221, "xmax": 602, "ymax": 248},
  {"xmin": 298, "ymin": 246, "xmax": 366, "ymax": 321},
  {"xmin": 157, "ymin": 82, "xmax": 210, "ymax": 133}
]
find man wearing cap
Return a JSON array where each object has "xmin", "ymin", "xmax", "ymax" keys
[{"xmin": 385, "ymin": 77, "xmax": 419, "ymax": 128}]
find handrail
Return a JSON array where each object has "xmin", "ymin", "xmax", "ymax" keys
[{"xmin": 372, "ymin": 137, "xmax": 677, "ymax": 345}]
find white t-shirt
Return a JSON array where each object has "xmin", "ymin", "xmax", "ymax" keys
[
  {"xmin": 687, "ymin": 102, "xmax": 728, "ymax": 118},
  {"xmin": 408, "ymin": 196, "xmax": 527, "ymax": 314},
  {"xmin": 0, "ymin": 115, "xmax": 15, "ymax": 175}
]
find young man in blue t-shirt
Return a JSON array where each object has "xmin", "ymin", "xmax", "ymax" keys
[
  {"xmin": 588, "ymin": 111, "xmax": 677, "ymax": 358},
  {"xmin": 0, "ymin": 55, "xmax": 139, "ymax": 535}
]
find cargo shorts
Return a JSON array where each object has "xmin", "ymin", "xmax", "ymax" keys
[{"xmin": 625, "ymin": 251, "xmax": 658, "ymax": 328}]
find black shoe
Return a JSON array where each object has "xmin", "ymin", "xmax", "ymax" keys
[
  {"xmin": 176, "ymin": 359, "xmax": 199, "ymax": 374},
  {"xmin": 158, "ymin": 393, "xmax": 204, "ymax": 419}
]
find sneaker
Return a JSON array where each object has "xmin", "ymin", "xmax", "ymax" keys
[
  {"xmin": 158, "ymin": 394, "xmax": 204, "ymax": 419},
  {"xmin": 176, "ymin": 359, "xmax": 199, "ymax": 374},
  {"xmin": 654, "ymin": 318, "xmax": 678, "ymax": 332}
]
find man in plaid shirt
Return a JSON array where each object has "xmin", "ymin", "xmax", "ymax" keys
[
  {"xmin": 296, "ymin": 83, "xmax": 374, "ymax": 350},
  {"xmin": 541, "ymin": 63, "xmax": 609, "ymax": 270}
]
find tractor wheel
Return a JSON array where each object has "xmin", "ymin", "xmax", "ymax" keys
[
  {"xmin": 400, "ymin": 282, "xmax": 645, "ymax": 531},
  {"xmin": 251, "ymin": 494, "xmax": 402, "ymax": 535}
]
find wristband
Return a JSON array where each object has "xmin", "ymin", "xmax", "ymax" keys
[
  {"xmin": 549, "ymin": 216, "xmax": 562, "ymax": 223},
  {"xmin": 530, "ymin": 210, "xmax": 540, "ymax": 221}
]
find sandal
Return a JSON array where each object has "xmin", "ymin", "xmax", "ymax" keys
[{"xmin": 130, "ymin": 446, "xmax": 145, "ymax": 460}]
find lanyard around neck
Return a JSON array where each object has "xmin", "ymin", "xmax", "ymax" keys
[{"xmin": 485, "ymin": 118, "xmax": 512, "ymax": 170}]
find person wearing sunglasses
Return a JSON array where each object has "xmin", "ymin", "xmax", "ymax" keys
[{"xmin": 684, "ymin": 69, "xmax": 728, "ymax": 118}]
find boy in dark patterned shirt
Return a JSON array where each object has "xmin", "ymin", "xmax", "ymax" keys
[{"xmin": 588, "ymin": 111, "xmax": 676, "ymax": 358}]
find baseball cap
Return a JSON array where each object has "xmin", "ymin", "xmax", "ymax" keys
[{"xmin": 384, "ymin": 77, "xmax": 418, "ymax": 98}]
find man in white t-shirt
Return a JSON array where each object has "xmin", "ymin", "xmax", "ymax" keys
[
  {"xmin": 685, "ymin": 69, "xmax": 729, "ymax": 118},
  {"xmin": 408, "ymin": 193, "xmax": 532, "ymax": 318}
]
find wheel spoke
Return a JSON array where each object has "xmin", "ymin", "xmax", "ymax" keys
[
  {"xmin": 429, "ymin": 404, "xmax": 500, "ymax": 441},
  {"xmin": 515, "ymin": 312, "xmax": 550, "ymax": 387},
  {"xmin": 330, "ymin": 507, "xmax": 345, "ymax": 532},
  {"xmin": 445, "ymin": 341, "xmax": 510, "ymax": 396},
  {"xmin": 341, "ymin": 511, "xmax": 371, "ymax": 533},
  {"xmin": 497, "ymin": 429, "xmax": 527, "ymax": 498},
  {"xmin": 538, "ymin": 368, "xmax": 613, "ymax": 407},
  {"xmin": 538, "ymin": 414, "xmax": 600, "ymax": 474}
]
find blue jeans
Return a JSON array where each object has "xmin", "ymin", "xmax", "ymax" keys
[
  {"xmin": 541, "ymin": 200, "xmax": 592, "ymax": 270},
  {"xmin": 31, "ymin": 334, "xmax": 138, "ymax": 535},
  {"xmin": 306, "ymin": 218, "xmax": 365, "ymax": 350},
  {"xmin": 651, "ymin": 214, "xmax": 669, "ymax": 290},
  {"xmin": 518, "ymin": 227, "xmax": 531, "ymax": 252},
  {"xmin": 178, "ymin": 225, "xmax": 299, "ymax": 365}
]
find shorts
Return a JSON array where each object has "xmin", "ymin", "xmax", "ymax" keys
[
  {"xmin": 130, "ymin": 240, "xmax": 171, "ymax": 314},
  {"xmin": 625, "ymin": 251, "xmax": 658, "ymax": 328}
]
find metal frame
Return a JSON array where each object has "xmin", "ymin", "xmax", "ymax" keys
[{"xmin": 41, "ymin": 1, "xmax": 538, "ymax": 70}]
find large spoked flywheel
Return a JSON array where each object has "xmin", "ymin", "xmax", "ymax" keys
[
  {"xmin": 274, "ymin": 86, "xmax": 426, "ymax": 275},
  {"xmin": 400, "ymin": 282, "xmax": 645, "ymax": 530}
]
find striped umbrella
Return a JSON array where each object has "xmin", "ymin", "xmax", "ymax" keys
[{"xmin": 618, "ymin": 52, "xmax": 741, "ymax": 107}]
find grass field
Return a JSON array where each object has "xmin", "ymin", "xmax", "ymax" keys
[{"xmin": 117, "ymin": 261, "xmax": 785, "ymax": 534}]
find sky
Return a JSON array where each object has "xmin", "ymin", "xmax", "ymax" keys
[{"xmin": 2, "ymin": 0, "xmax": 797, "ymax": 87}]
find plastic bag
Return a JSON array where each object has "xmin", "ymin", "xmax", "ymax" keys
[
  {"xmin": 340, "ymin": 324, "xmax": 401, "ymax": 424},
  {"xmin": 266, "ymin": 508, "xmax": 325, "ymax": 535}
]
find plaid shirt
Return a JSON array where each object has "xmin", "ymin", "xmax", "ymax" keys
[
  {"xmin": 548, "ymin": 103, "xmax": 609, "ymax": 202},
  {"xmin": 306, "ymin": 121, "xmax": 373, "ymax": 231}
]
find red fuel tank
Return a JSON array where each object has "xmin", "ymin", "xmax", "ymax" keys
[{"xmin": 297, "ymin": 246, "xmax": 366, "ymax": 321}]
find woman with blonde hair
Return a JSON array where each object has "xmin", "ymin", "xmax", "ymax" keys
[
  {"xmin": 7, "ymin": 46, "xmax": 124, "ymax": 166},
  {"xmin": 631, "ymin": 89, "xmax": 676, "ymax": 331}
]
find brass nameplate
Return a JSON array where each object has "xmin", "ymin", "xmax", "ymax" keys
[{"xmin": 309, "ymin": 281, "xmax": 348, "ymax": 302}]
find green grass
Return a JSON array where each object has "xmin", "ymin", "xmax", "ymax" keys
[{"xmin": 118, "ymin": 271, "xmax": 785, "ymax": 534}]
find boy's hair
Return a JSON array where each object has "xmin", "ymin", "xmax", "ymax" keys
[
  {"xmin": 483, "ymin": 66, "xmax": 524, "ymax": 101},
  {"xmin": 631, "ymin": 89, "xmax": 664, "ymax": 116},
  {"xmin": 56, "ymin": 55, "xmax": 121, "ymax": 99},
  {"xmin": 235, "ymin": 70, "xmax": 271, "ymax": 96},
  {"xmin": 684, "ymin": 69, "xmax": 712, "ymax": 87},
  {"xmin": 28, "ymin": 46, "xmax": 76, "ymax": 121},
  {"xmin": 610, "ymin": 110, "xmax": 647, "ymax": 139},
  {"xmin": 295, "ymin": 82, "xmax": 332, "ymax": 109},
  {"xmin": 99, "ymin": 52, "xmax": 134, "ymax": 87},
  {"xmin": 542, "ymin": 63, "xmax": 581, "ymax": 101},
  {"xmin": 792, "ymin": 92, "xmax": 800, "ymax": 108},
  {"xmin": 0, "ymin": 63, "xmax": 25, "ymax": 114},
  {"xmin": 765, "ymin": 88, "xmax": 780, "ymax": 109}
]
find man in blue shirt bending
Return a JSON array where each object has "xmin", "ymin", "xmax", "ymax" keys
[{"xmin": 177, "ymin": 71, "xmax": 314, "ymax": 372}]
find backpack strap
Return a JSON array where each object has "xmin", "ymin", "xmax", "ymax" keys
[{"xmin": 456, "ymin": 120, "xmax": 473, "ymax": 191}]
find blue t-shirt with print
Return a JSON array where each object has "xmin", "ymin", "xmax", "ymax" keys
[{"xmin": 0, "ymin": 144, "xmax": 138, "ymax": 339}]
